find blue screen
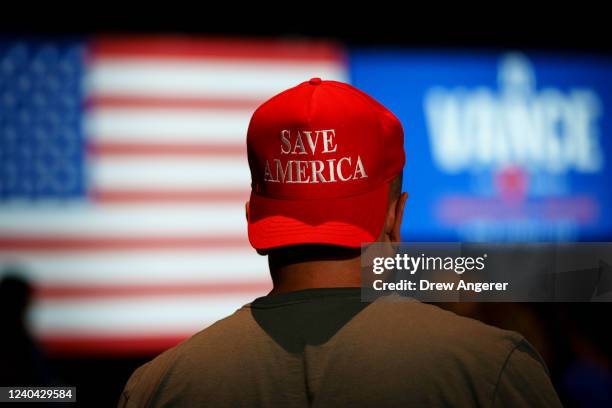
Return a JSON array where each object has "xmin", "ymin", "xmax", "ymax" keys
[{"xmin": 349, "ymin": 50, "xmax": 612, "ymax": 242}]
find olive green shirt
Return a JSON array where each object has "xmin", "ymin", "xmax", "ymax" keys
[{"xmin": 119, "ymin": 288, "xmax": 561, "ymax": 407}]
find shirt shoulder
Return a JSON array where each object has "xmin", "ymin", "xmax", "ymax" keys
[
  {"xmin": 118, "ymin": 343, "xmax": 181, "ymax": 407},
  {"xmin": 355, "ymin": 294, "xmax": 525, "ymax": 355},
  {"xmin": 492, "ymin": 339, "xmax": 562, "ymax": 407},
  {"xmin": 315, "ymin": 295, "xmax": 553, "ymax": 406},
  {"xmin": 119, "ymin": 308, "xmax": 256, "ymax": 407}
]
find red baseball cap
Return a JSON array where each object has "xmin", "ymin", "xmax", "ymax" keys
[{"xmin": 246, "ymin": 78, "xmax": 405, "ymax": 250}]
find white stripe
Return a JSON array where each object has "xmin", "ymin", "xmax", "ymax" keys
[
  {"xmin": 0, "ymin": 250, "xmax": 268, "ymax": 285},
  {"xmin": 86, "ymin": 58, "xmax": 347, "ymax": 99},
  {"xmin": 29, "ymin": 295, "xmax": 256, "ymax": 335},
  {"xmin": 90, "ymin": 157, "xmax": 250, "ymax": 190},
  {"xmin": 85, "ymin": 108, "xmax": 251, "ymax": 143},
  {"xmin": 0, "ymin": 203, "xmax": 248, "ymax": 237}
]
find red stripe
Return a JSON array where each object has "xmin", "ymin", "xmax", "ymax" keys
[
  {"xmin": 85, "ymin": 95, "xmax": 262, "ymax": 110},
  {"xmin": 90, "ymin": 189, "xmax": 249, "ymax": 203},
  {"xmin": 89, "ymin": 36, "xmax": 345, "ymax": 63},
  {"xmin": 437, "ymin": 196, "xmax": 598, "ymax": 223},
  {"xmin": 41, "ymin": 334, "xmax": 192, "ymax": 357},
  {"xmin": 87, "ymin": 142, "xmax": 246, "ymax": 157},
  {"xmin": 34, "ymin": 281, "xmax": 270, "ymax": 300},
  {"xmin": 0, "ymin": 236, "xmax": 248, "ymax": 251}
]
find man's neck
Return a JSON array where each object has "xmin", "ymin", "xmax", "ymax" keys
[{"xmin": 267, "ymin": 246, "xmax": 362, "ymax": 295}]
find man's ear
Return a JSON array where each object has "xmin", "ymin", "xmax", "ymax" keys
[
  {"xmin": 383, "ymin": 192, "xmax": 407, "ymax": 243},
  {"xmin": 390, "ymin": 192, "xmax": 408, "ymax": 242}
]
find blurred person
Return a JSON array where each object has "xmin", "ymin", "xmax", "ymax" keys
[
  {"xmin": 560, "ymin": 304, "xmax": 612, "ymax": 406},
  {"xmin": 440, "ymin": 302, "xmax": 554, "ymax": 365},
  {"xmin": 0, "ymin": 271, "xmax": 52, "ymax": 386},
  {"xmin": 119, "ymin": 79, "xmax": 561, "ymax": 407}
]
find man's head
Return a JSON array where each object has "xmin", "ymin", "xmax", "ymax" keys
[{"xmin": 245, "ymin": 79, "xmax": 406, "ymax": 254}]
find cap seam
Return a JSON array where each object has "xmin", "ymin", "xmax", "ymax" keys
[
  {"xmin": 307, "ymin": 80, "xmax": 318, "ymax": 124},
  {"xmin": 323, "ymin": 82, "xmax": 390, "ymax": 116},
  {"xmin": 323, "ymin": 82, "xmax": 391, "ymax": 180}
]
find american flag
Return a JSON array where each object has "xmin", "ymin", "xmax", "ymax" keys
[{"xmin": 0, "ymin": 37, "xmax": 348, "ymax": 355}]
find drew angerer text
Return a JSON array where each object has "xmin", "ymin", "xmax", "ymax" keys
[{"xmin": 373, "ymin": 279, "xmax": 509, "ymax": 293}]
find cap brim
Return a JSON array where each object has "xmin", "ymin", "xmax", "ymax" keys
[{"xmin": 248, "ymin": 182, "xmax": 390, "ymax": 250}]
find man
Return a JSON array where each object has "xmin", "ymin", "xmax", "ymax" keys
[{"xmin": 119, "ymin": 79, "xmax": 561, "ymax": 407}]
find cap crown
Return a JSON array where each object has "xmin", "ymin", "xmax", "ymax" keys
[{"xmin": 247, "ymin": 79, "xmax": 405, "ymax": 200}]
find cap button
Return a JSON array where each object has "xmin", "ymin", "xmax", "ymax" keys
[{"xmin": 309, "ymin": 77, "xmax": 322, "ymax": 85}]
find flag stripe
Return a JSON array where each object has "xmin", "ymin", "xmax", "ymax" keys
[
  {"xmin": 85, "ymin": 107, "xmax": 251, "ymax": 143},
  {"xmin": 90, "ymin": 189, "xmax": 249, "ymax": 203},
  {"xmin": 0, "ymin": 250, "xmax": 267, "ymax": 285},
  {"xmin": 30, "ymin": 295, "xmax": 254, "ymax": 335},
  {"xmin": 0, "ymin": 236, "xmax": 248, "ymax": 251},
  {"xmin": 40, "ymin": 334, "xmax": 194, "ymax": 356},
  {"xmin": 0, "ymin": 204, "xmax": 248, "ymax": 236},
  {"xmin": 85, "ymin": 58, "xmax": 346, "ymax": 99},
  {"xmin": 87, "ymin": 142, "xmax": 246, "ymax": 157},
  {"xmin": 90, "ymin": 157, "xmax": 249, "ymax": 190},
  {"xmin": 35, "ymin": 281, "xmax": 271, "ymax": 299},
  {"xmin": 90, "ymin": 37, "xmax": 345, "ymax": 63},
  {"xmin": 86, "ymin": 95, "xmax": 262, "ymax": 111}
]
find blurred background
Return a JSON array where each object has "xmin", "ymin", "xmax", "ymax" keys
[{"xmin": 1, "ymin": 10, "xmax": 611, "ymax": 407}]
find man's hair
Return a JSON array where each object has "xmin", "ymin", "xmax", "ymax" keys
[{"xmin": 266, "ymin": 173, "xmax": 404, "ymax": 261}]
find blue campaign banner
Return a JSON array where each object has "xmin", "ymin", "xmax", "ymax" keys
[{"xmin": 349, "ymin": 51, "xmax": 612, "ymax": 242}]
